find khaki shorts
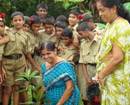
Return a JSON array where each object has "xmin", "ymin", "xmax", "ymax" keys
[
  {"xmin": 2, "ymin": 55, "xmax": 26, "ymax": 86},
  {"xmin": 76, "ymin": 63, "xmax": 97, "ymax": 101}
]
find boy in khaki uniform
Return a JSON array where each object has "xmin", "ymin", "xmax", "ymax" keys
[
  {"xmin": 77, "ymin": 22, "xmax": 101, "ymax": 105},
  {"xmin": 2, "ymin": 12, "xmax": 31, "ymax": 105},
  {"xmin": 58, "ymin": 28, "xmax": 76, "ymax": 66},
  {"xmin": 33, "ymin": 16, "xmax": 57, "ymax": 70},
  {"xmin": 39, "ymin": 16, "xmax": 57, "ymax": 45},
  {"xmin": 82, "ymin": 13, "xmax": 104, "ymax": 36}
]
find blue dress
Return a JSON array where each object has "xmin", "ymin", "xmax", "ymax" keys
[{"xmin": 41, "ymin": 61, "xmax": 80, "ymax": 105}]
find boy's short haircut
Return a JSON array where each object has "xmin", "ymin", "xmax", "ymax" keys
[
  {"xmin": 82, "ymin": 13, "xmax": 93, "ymax": 22},
  {"xmin": 69, "ymin": 10, "xmax": 80, "ymax": 17},
  {"xmin": 61, "ymin": 28, "xmax": 73, "ymax": 38},
  {"xmin": 55, "ymin": 22, "xmax": 67, "ymax": 29},
  {"xmin": 43, "ymin": 16, "xmax": 55, "ymax": 25},
  {"xmin": 11, "ymin": 11, "xmax": 24, "ymax": 20},
  {"xmin": 30, "ymin": 15, "xmax": 41, "ymax": 24},
  {"xmin": 36, "ymin": 4, "xmax": 48, "ymax": 11},
  {"xmin": 77, "ymin": 22, "xmax": 91, "ymax": 31},
  {"xmin": 56, "ymin": 15, "xmax": 68, "ymax": 23},
  {"xmin": 24, "ymin": 16, "xmax": 31, "ymax": 25}
]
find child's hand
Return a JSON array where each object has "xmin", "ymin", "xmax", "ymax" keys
[
  {"xmin": 2, "ymin": 67, "xmax": 6, "ymax": 81},
  {"xmin": 0, "ymin": 74, "xmax": 3, "ymax": 84}
]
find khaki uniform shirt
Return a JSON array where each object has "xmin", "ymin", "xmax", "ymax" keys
[
  {"xmin": 68, "ymin": 24, "xmax": 79, "ymax": 37},
  {"xmin": 27, "ymin": 31, "xmax": 39, "ymax": 54},
  {"xmin": 39, "ymin": 31, "xmax": 57, "ymax": 45},
  {"xmin": 0, "ymin": 35, "xmax": 5, "ymax": 60},
  {"xmin": 58, "ymin": 45, "xmax": 76, "ymax": 65},
  {"xmin": 79, "ymin": 35, "xmax": 102, "ymax": 64},
  {"xmin": 4, "ymin": 28, "xmax": 30, "ymax": 56}
]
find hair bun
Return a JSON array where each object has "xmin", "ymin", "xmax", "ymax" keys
[{"xmin": 1, "ymin": 13, "xmax": 6, "ymax": 19}]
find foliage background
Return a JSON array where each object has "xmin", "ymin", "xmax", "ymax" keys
[{"xmin": 0, "ymin": 0, "xmax": 129, "ymax": 26}]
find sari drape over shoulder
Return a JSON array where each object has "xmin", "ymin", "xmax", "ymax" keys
[
  {"xmin": 96, "ymin": 19, "xmax": 130, "ymax": 105},
  {"xmin": 42, "ymin": 61, "xmax": 80, "ymax": 105}
]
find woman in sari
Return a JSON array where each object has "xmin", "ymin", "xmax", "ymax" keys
[
  {"xmin": 41, "ymin": 41, "xmax": 80, "ymax": 105},
  {"xmin": 96, "ymin": 0, "xmax": 130, "ymax": 105}
]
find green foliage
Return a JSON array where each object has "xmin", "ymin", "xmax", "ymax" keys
[
  {"xmin": 16, "ymin": 69, "xmax": 50, "ymax": 105},
  {"xmin": 123, "ymin": 2, "xmax": 130, "ymax": 13},
  {"xmin": 95, "ymin": 23, "xmax": 106, "ymax": 29}
]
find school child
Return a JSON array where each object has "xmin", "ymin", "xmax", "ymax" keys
[
  {"xmin": 0, "ymin": 13, "xmax": 9, "ymax": 105},
  {"xmin": 58, "ymin": 28, "xmax": 76, "ymax": 66},
  {"xmin": 36, "ymin": 4, "xmax": 48, "ymax": 20},
  {"xmin": 77, "ymin": 22, "xmax": 101, "ymax": 105},
  {"xmin": 36, "ymin": 4, "xmax": 48, "ymax": 30},
  {"xmin": 23, "ymin": 16, "xmax": 30, "ymax": 32},
  {"xmin": 54, "ymin": 22, "xmax": 67, "ymax": 48},
  {"xmin": 39, "ymin": 16, "xmax": 57, "ymax": 44},
  {"xmin": 68, "ymin": 9, "xmax": 81, "ymax": 51},
  {"xmin": 82, "ymin": 13, "xmax": 103, "ymax": 35},
  {"xmin": 2, "ymin": 11, "xmax": 31, "ymax": 105},
  {"xmin": 56, "ymin": 15, "xmax": 68, "ymax": 26}
]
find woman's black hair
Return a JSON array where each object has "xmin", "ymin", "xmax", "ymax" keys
[
  {"xmin": 41, "ymin": 41, "xmax": 55, "ymax": 51},
  {"xmin": 77, "ymin": 22, "xmax": 91, "ymax": 32},
  {"xmin": 54, "ymin": 22, "xmax": 67, "ymax": 29},
  {"xmin": 96, "ymin": 0, "xmax": 130, "ymax": 22},
  {"xmin": 61, "ymin": 28, "xmax": 73, "ymax": 38}
]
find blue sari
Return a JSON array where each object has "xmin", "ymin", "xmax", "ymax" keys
[{"xmin": 41, "ymin": 61, "xmax": 80, "ymax": 105}]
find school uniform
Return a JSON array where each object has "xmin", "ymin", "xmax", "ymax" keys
[
  {"xmin": 2, "ymin": 28, "xmax": 30, "ymax": 86},
  {"xmin": 58, "ymin": 45, "xmax": 76, "ymax": 65},
  {"xmin": 77, "ymin": 35, "xmax": 101, "ymax": 101}
]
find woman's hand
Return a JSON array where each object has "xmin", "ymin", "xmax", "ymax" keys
[{"xmin": 98, "ymin": 72, "xmax": 105, "ymax": 88}]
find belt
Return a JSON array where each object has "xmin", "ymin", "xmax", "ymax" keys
[
  {"xmin": 4, "ymin": 54, "xmax": 22, "ymax": 60},
  {"xmin": 87, "ymin": 63, "xmax": 96, "ymax": 67}
]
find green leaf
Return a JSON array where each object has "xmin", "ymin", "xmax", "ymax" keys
[
  {"xmin": 33, "ymin": 92, "xmax": 37, "ymax": 100},
  {"xmin": 123, "ymin": 2, "xmax": 130, "ymax": 13},
  {"xmin": 20, "ymin": 101, "xmax": 35, "ymax": 105},
  {"xmin": 15, "ymin": 78, "xmax": 26, "ymax": 81},
  {"xmin": 69, "ymin": 0, "xmax": 84, "ymax": 2},
  {"xmin": 17, "ymin": 88, "xmax": 27, "ymax": 93},
  {"xmin": 95, "ymin": 23, "xmax": 106, "ymax": 29},
  {"xmin": 37, "ymin": 89, "xmax": 42, "ymax": 101}
]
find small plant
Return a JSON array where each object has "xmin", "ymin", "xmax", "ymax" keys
[{"xmin": 16, "ymin": 69, "xmax": 51, "ymax": 105}]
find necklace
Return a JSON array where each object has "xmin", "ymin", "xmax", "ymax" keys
[{"xmin": 110, "ymin": 16, "xmax": 119, "ymax": 24}]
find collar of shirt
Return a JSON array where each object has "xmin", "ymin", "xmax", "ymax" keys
[
  {"xmin": 68, "ymin": 23, "xmax": 78, "ymax": 31},
  {"xmin": 11, "ymin": 27, "xmax": 24, "ymax": 35}
]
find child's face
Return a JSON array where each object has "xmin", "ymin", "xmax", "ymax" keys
[
  {"xmin": 31, "ymin": 23, "xmax": 40, "ymax": 35},
  {"xmin": 44, "ymin": 24, "xmax": 54, "ymax": 35},
  {"xmin": 68, "ymin": 14, "xmax": 79, "ymax": 27},
  {"xmin": 55, "ymin": 27, "xmax": 63, "ymax": 38},
  {"xmin": 23, "ymin": 24, "xmax": 30, "ymax": 32},
  {"xmin": 78, "ymin": 30, "xmax": 88, "ymax": 39},
  {"xmin": 0, "ymin": 22, "xmax": 5, "ymax": 34},
  {"xmin": 37, "ymin": 8, "xmax": 47, "ymax": 19},
  {"xmin": 61, "ymin": 36, "xmax": 72, "ymax": 46},
  {"xmin": 12, "ymin": 15, "xmax": 25, "ymax": 30}
]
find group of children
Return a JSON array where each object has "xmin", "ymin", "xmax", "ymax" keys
[{"xmin": 0, "ymin": 3, "xmax": 103, "ymax": 105}]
